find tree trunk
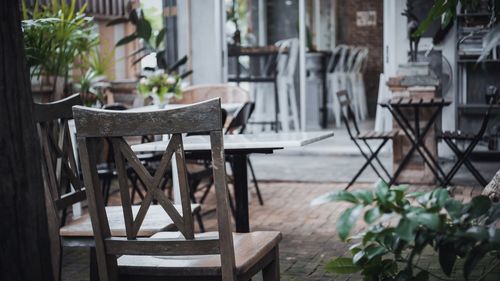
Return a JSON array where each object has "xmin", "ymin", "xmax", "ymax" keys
[{"xmin": 0, "ymin": 1, "xmax": 54, "ymax": 280}]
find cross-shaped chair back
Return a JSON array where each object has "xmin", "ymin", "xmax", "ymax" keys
[
  {"xmin": 337, "ymin": 90, "xmax": 361, "ymax": 138},
  {"xmin": 73, "ymin": 98, "xmax": 237, "ymax": 281},
  {"xmin": 33, "ymin": 94, "xmax": 85, "ymax": 227}
]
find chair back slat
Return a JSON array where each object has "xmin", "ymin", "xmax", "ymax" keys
[
  {"xmin": 104, "ymin": 237, "xmax": 220, "ymax": 256},
  {"xmin": 336, "ymin": 90, "xmax": 361, "ymax": 137},
  {"xmin": 73, "ymin": 99, "xmax": 222, "ymax": 137},
  {"xmin": 226, "ymin": 102, "xmax": 255, "ymax": 134},
  {"xmin": 34, "ymin": 94, "xmax": 85, "ymax": 219},
  {"xmin": 74, "ymin": 98, "xmax": 237, "ymax": 281}
]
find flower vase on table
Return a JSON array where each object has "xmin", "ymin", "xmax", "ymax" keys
[{"xmin": 138, "ymin": 71, "xmax": 182, "ymax": 108}]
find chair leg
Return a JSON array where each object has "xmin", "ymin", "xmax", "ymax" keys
[
  {"xmin": 443, "ymin": 138, "xmax": 487, "ymax": 187},
  {"xmin": 195, "ymin": 212, "xmax": 205, "ymax": 233},
  {"xmin": 346, "ymin": 139, "xmax": 389, "ymax": 190},
  {"xmin": 262, "ymin": 246, "xmax": 280, "ymax": 281},
  {"xmin": 248, "ymin": 158, "xmax": 264, "ymax": 206},
  {"xmin": 362, "ymin": 139, "xmax": 392, "ymax": 180}
]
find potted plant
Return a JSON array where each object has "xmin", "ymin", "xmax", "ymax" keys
[
  {"xmin": 22, "ymin": 0, "xmax": 98, "ymax": 101},
  {"xmin": 313, "ymin": 181, "xmax": 500, "ymax": 280},
  {"xmin": 137, "ymin": 71, "xmax": 182, "ymax": 105}
]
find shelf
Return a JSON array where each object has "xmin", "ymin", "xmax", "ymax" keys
[
  {"xmin": 458, "ymin": 104, "xmax": 500, "ymax": 115},
  {"xmin": 457, "ymin": 59, "xmax": 500, "ymax": 63},
  {"xmin": 457, "ymin": 13, "xmax": 493, "ymax": 17}
]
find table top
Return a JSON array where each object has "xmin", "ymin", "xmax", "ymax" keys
[
  {"xmin": 132, "ymin": 131, "xmax": 334, "ymax": 153},
  {"xmin": 128, "ymin": 103, "xmax": 243, "ymax": 114},
  {"xmin": 381, "ymin": 97, "xmax": 452, "ymax": 108}
]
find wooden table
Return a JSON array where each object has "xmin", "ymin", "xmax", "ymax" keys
[
  {"xmin": 132, "ymin": 131, "xmax": 334, "ymax": 232},
  {"xmin": 380, "ymin": 97, "xmax": 451, "ymax": 186}
]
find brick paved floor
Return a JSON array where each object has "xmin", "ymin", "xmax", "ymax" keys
[{"xmin": 62, "ymin": 180, "xmax": 498, "ymax": 280}]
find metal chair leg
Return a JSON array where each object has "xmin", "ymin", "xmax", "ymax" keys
[
  {"xmin": 248, "ymin": 158, "xmax": 264, "ymax": 206},
  {"xmin": 346, "ymin": 139, "xmax": 390, "ymax": 190}
]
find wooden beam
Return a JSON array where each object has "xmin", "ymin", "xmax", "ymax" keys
[{"xmin": 0, "ymin": 0, "xmax": 54, "ymax": 280}]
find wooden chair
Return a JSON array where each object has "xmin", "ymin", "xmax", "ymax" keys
[
  {"xmin": 337, "ymin": 91, "xmax": 397, "ymax": 189},
  {"xmin": 34, "ymin": 94, "xmax": 198, "ymax": 280},
  {"xmin": 174, "ymin": 84, "xmax": 250, "ymax": 105},
  {"xmin": 73, "ymin": 98, "xmax": 282, "ymax": 281}
]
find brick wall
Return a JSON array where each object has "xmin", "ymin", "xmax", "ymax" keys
[{"xmin": 336, "ymin": 0, "xmax": 383, "ymax": 117}]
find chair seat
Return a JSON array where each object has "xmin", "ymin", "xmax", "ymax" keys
[
  {"xmin": 438, "ymin": 131, "xmax": 476, "ymax": 140},
  {"xmin": 117, "ymin": 231, "xmax": 282, "ymax": 277},
  {"xmin": 356, "ymin": 130, "xmax": 398, "ymax": 140},
  {"xmin": 60, "ymin": 204, "xmax": 200, "ymax": 237}
]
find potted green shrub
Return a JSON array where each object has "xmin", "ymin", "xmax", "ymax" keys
[
  {"xmin": 22, "ymin": 0, "xmax": 98, "ymax": 101},
  {"xmin": 313, "ymin": 181, "xmax": 500, "ymax": 280}
]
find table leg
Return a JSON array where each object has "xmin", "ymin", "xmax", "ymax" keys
[
  {"xmin": 388, "ymin": 106, "xmax": 446, "ymax": 185},
  {"xmin": 90, "ymin": 247, "xmax": 99, "ymax": 281},
  {"xmin": 231, "ymin": 154, "xmax": 250, "ymax": 233}
]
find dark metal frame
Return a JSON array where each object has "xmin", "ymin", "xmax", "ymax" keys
[
  {"xmin": 337, "ymin": 91, "xmax": 393, "ymax": 190},
  {"xmin": 439, "ymin": 105, "xmax": 493, "ymax": 187},
  {"xmin": 381, "ymin": 98, "xmax": 451, "ymax": 186}
]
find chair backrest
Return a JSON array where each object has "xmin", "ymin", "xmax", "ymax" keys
[
  {"xmin": 225, "ymin": 102, "xmax": 255, "ymax": 134},
  {"xmin": 73, "ymin": 98, "xmax": 237, "ymax": 281},
  {"xmin": 355, "ymin": 48, "xmax": 369, "ymax": 73},
  {"xmin": 174, "ymin": 84, "xmax": 250, "ymax": 104},
  {"xmin": 33, "ymin": 94, "xmax": 86, "ymax": 226},
  {"xmin": 336, "ymin": 90, "xmax": 361, "ymax": 137},
  {"xmin": 276, "ymin": 38, "xmax": 299, "ymax": 77}
]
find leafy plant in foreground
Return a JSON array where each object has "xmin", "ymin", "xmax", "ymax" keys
[{"xmin": 316, "ymin": 181, "xmax": 500, "ymax": 281}]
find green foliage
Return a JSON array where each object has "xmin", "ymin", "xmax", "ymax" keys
[
  {"xmin": 73, "ymin": 68, "xmax": 109, "ymax": 107},
  {"xmin": 322, "ymin": 180, "xmax": 500, "ymax": 281},
  {"xmin": 22, "ymin": 0, "xmax": 98, "ymax": 79},
  {"xmin": 109, "ymin": 8, "xmax": 191, "ymax": 78}
]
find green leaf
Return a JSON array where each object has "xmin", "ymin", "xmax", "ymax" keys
[
  {"xmin": 407, "ymin": 212, "xmax": 442, "ymax": 231},
  {"xmin": 313, "ymin": 191, "xmax": 359, "ymax": 205},
  {"xmin": 364, "ymin": 207, "xmax": 381, "ymax": 224},
  {"xmin": 415, "ymin": 270, "xmax": 429, "ymax": 281},
  {"xmin": 136, "ymin": 17, "xmax": 152, "ymax": 41},
  {"xmin": 375, "ymin": 181, "xmax": 389, "ymax": 203},
  {"xmin": 486, "ymin": 203, "xmax": 500, "ymax": 225},
  {"xmin": 352, "ymin": 190, "xmax": 373, "ymax": 204},
  {"xmin": 395, "ymin": 218, "xmax": 417, "ymax": 242},
  {"xmin": 390, "ymin": 184, "xmax": 409, "ymax": 192},
  {"xmin": 155, "ymin": 27, "xmax": 167, "ymax": 48},
  {"xmin": 464, "ymin": 245, "xmax": 488, "ymax": 280},
  {"xmin": 468, "ymin": 196, "xmax": 491, "ymax": 219},
  {"xmin": 116, "ymin": 33, "xmax": 138, "ymax": 46},
  {"xmin": 439, "ymin": 243, "xmax": 456, "ymax": 276},
  {"xmin": 106, "ymin": 17, "xmax": 129, "ymax": 26},
  {"xmin": 324, "ymin": 257, "xmax": 361, "ymax": 274},
  {"xmin": 432, "ymin": 188, "xmax": 449, "ymax": 208},
  {"xmin": 365, "ymin": 245, "xmax": 386, "ymax": 259},
  {"xmin": 352, "ymin": 250, "xmax": 365, "ymax": 265},
  {"xmin": 337, "ymin": 205, "xmax": 364, "ymax": 241},
  {"xmin": 132, "ymin": 52, "xmax": 151, "ymax": 66},
  {"xmin": 445, "ymin": 199, "xmax": 464, "ymax": 220}
]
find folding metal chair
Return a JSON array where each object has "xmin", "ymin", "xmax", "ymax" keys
[
  {"xmin": 438, "ymin": 104, "xmax": 493, "ymax": 187},
  {"xmin": 337, "ymin": 91, "xmax": 397, "ymax": 189}
]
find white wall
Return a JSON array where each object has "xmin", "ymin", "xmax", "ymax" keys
[{"xmin": 178, "ymin": 0, "xmax": 227, "ymax": 85}]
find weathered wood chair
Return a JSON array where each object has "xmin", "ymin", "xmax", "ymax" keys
[
  {"xmin": 34, "ymin": 94, "xmax": 197, "ymax": 280},
  {"xmin": 73, "ymin": 98, "xmax": 281, "ymax": 281}
]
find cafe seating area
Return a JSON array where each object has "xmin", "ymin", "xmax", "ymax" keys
[{"xmin": 3, "ymin": 1, "xmax": 500, "ymax": 281}]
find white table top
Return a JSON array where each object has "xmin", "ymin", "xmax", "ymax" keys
[
  {"xmin": 128, "ymin": 103, "xmax": 243, "ymax": 114},
  {"xmin": 132, "ymin": 131, "xmax": 334, "ymax": 152}
]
